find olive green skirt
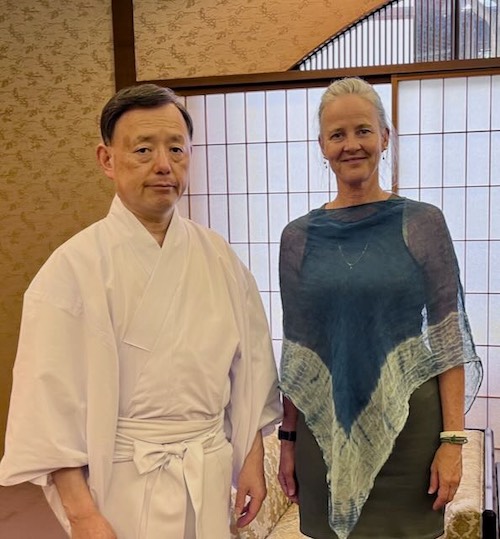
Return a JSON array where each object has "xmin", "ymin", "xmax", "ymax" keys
[{"xmin": 295, "ymin": 377, "xmax": 444, "ymax": 539}]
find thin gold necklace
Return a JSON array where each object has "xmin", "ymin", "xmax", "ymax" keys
[{"xmin": 337, "ymin": 242, "xmax": 369, "ymax": 270}]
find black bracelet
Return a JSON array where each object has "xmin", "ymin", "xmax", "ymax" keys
[{"xmin": 278, "ymin": 427, "xmax": 297, "ymax": 442}]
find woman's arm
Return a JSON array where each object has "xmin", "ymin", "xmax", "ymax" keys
[{"xmin": 428, "ymin": 365, "xmax": 465, "ymax": 511}]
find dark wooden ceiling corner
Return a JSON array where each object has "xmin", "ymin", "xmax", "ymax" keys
[{"xmin": 111, "ymin": 0, "xmax": 137, "ymax": 90}]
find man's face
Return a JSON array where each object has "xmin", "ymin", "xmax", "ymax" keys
[{"xmin": 98, "ymin": 103, "xmax": 191, "ymax": 227}]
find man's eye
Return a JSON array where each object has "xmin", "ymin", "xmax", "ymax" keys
[
  {"xmin": 135, "ymin": 147, "xmax": 150, "ymax": 154},
  {"xmin": 171, "ymin": 147, "xmax": 184, "ymax": 154}
]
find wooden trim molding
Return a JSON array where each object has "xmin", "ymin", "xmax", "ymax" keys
[{"xmin": 110, "ymin": 1, "xmax": 500, "ymax": 94}]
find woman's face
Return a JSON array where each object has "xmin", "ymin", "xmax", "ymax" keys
[{"xmin": 319, "ymin": 94, "xmax": 389, "ymax": 189}]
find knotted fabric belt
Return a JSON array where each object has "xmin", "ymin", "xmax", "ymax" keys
[{"xmin": 114, "ymin": 415, "xmax": 226, "ymax": 539}]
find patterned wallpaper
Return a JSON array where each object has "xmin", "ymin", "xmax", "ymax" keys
[
  {"xmin": 134, "ymin": 0, "xmax": 386, "ymax": 79},
  {"xmin": 0, "ymin": 0, "xmax": 115, "ymax": 453},
  {"xmin": 0, "ymin": 0, "xmax": 387, "ymax": 454}
]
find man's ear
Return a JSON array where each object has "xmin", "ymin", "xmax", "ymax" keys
[{"xmin": 96, "ymin": 143, "xmax": 114, "ymax": 180}]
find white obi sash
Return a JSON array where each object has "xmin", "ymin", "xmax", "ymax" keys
[{"xmin": 113, "ymin": 414, "xmax": 229, "ymax": 539}]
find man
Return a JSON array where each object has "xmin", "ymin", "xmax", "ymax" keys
[{"xmin": 0, "ymin": 84, "xmax": 282, "ymax": 538}]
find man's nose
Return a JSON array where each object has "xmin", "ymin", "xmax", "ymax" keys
[{"xmin": 154, "ymin": 149, "xmax": 172, "ymax": 173}]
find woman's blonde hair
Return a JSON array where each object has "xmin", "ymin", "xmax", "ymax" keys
[{"xmin": 318, "ymin": 77, "xmax": 389, "ymax": 133}]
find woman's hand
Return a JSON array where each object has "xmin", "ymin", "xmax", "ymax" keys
[
  {"xmin": 70, "ymin": 510, "xmax": 117, "ymax": 539},
  {"xmin": 278, "ymin": 440, "xmax": 299, "ymax": 504},
  {"xmin": 428, "ymin": 443, "xmax": 463, "ymax": 511}
]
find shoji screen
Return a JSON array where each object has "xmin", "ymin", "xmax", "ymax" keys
[
  {"xmin": 180, "ymin": 76, "xmax": 499, "ymax": 450},
  {"xmin": 397, "ymin": 74, "xmax": 500, "ymax": 438}
]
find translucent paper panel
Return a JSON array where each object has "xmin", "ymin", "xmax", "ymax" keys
[
  {"xmin": 308, "ymin": 141, "xmax": 328, "ymax": 192},
  {"xmin": 231, "ymin": 243, "xmax": 249, "ymax": 268},
  {"xmin": 493, "ymin": 76, "xmax": 500, "ymax": 130},
  {"xmin": 488, "ymin": 399, "xmax": 500, "ymax": 439},
  {"xmin": 466, "ymin": 187, "xmax": 489, "ymax": 240},
  {"xmin": 248, "ymin": 194, "xmax": 268, "ymax": 242},
  {"xmin": 209, "ymin": 195, "xmax": 229, "ymax": 239},
  {"xmin": 227, "ymin": 145, "xmax": 247, "ymax": 194},
  {"xmin": 464, "ymin": 396, "xmax": 487, "ymax": 429},
  {"xmin": 491, "ymin": 132, "xmax": 500, "ymax": 186},
  {"xmin": 398, "ymin": 135, "xmax": 420, "ymax": 188},
  {"xmin": 250, "ymin": 243, "xmax": 269, "ymax": 290},
  {"xmin": 186, "ymin": 95, "xmax": 206, "ymax": 145},
  {"xmin": 246, "ymin": 92, "xmax": 266, "ymax": 143},
  {"xmin": 443, "ymin": 134, "xmax": 466, "ymax": 186},
  {"xmin": 466, "ymin": 133, "xmax": 490, "ymax": 186},
  {"xmin": 488, "ymin": 346, "xmax": 500, "ymax": 397},
  {"xmin": 465, "ymin": 293, "xmax": 488, "ymax": 345},
  {"xmin": 489, "ymin": 295, "xmax": 500, "ymax": 346},
  {"xmin": 269, "ymin": 242, "xmax": 280, "ymax": 292},
  {"xmin": 269, "ymin": 194, "xmax": 289, "ymax": 243},
  {"xmin": 189, "ymin": 195, "xmax": 209, "ymax": 228},
  {"xmin": 271, "ymin": 292, "xmax": 283, "ymax": 340},
  {"xmin": 443, "ymin": 77, "xmax": 467, "ymax": 132},
  {"xmin": 420, "ymin": 134, "xmax": 443, "ymax": 188},
  {"xmin": 206, "ymin": 94, "xmax": 226, "ymax": 144},
  {"xmin": 492, "ymin": 187, "xmax": 500, "ymax": 239},
  {"xmin": 289, "ymin": 192, "xmax": 309, "ymax": 221},
  {"xmin": 420, "ymin": 79, "xmax": 443, "ymax": 133},
  {"xmin": 307, "ymin": 87, "xmax": 324, "ymax": 139},
  {"xmin": 310, "ymin": 192, "xmax": 329, "ymax": 209},
  {"xmin": 207, "ymin": 145, "xmax": 227, "ymax": 194},
  {"xmin": 465, "ymin": 241, "xmax": 489, "ymax": 293},
  {"xmin": 226, "ymin": 93, "xmax": 246, "ymax": 144},
  {"xmin": 419, "ymin": 188, "xmax": 442, "ymax": 208},
  {"xmin": 490, "ymin": 242, "xmax": 500, "ymax": 292},
  {"xmin": 188, "ymin": 146, "xmax": 208, "ymax": 195},
  {"xmin": 288, "ymin": 142, "xmax": 309, "ymax": 193},
  {"xmin": 286, "ymin": 89, "xmax": 308, "ymax": 142},
  {"xmin": 376, "ymin": 83, "xmax": 392, "ymax": 125},
  {"xmin": 442, "ymin": 188, "xmax": 466, "ymax": 240},
  {"xmin": 398, "ymin": 81, "xmax": 421, "ymax": 135},
  {"xmin": 267, "ymin": 143, "xmax": 288, "ymax": 193},
  {"xmin": 474, "ymin": 345, "xmax": 488, "ymax": 397},
  {"xmin": 467, "ymin": 77, "xmax": 491, "ymax": 131},
  {"xmin": 266, "ymin": 90, "xmax": 287, "ymax": 142},
  {"xmin": 228, "ymin": 195, "xmax": 248, "ymax": 243},
  {"xmin": 453, "ymin": 241, "xmax": 466, "ymax": 278},
  {"xmin": 247, "ymin": 144, "xmax": 267, "ymax": 193}
]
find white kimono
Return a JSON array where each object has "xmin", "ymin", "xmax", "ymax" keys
[{"xmin": 0, "ymin": 196, "xmax": 282, "ymax": 538}]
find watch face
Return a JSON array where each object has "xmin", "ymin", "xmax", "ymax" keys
[{"xmin": 278, "ymin": 428, "xmax": 297, "ymax": 442}]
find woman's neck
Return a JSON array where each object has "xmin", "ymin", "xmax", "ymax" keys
[{"xmin": 326, "ymin": 186, "xmax": 392, "ymax": 209}]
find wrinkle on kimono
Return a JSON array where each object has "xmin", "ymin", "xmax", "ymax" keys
[{"xmin": 0, "ymin": 195, "xmax": 281, "ymax": 534}]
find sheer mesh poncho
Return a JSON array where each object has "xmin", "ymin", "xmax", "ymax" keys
[{"xmin": 279, "ymin": 197, "xmax": 483, "ymax": 539}]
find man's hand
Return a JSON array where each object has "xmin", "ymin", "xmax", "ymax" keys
[
  {"xmin": 428, "ymin": 443, "xmax": 462, "ymax": 511},
  {"xmin": 234, "ymin": 431, "xmax": 267, "ymax": 528},
  {"xmin": 278, "ymin": 440, "xmax": 298, "ymax": 503}
]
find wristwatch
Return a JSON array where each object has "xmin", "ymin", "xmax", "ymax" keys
[{"xmin": 278, "ymin": 427, "xmax": 297, "ymax": 442}]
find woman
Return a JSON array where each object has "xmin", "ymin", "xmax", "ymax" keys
[{"xmin": 277, "ymin": 77, "xmax": 483, "ymax": 539}]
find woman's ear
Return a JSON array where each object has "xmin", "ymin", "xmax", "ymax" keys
[{"xmin": 96, "ymin": 143, "xmax": 114, "ymax": 180}]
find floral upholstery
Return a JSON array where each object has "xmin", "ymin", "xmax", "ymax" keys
[
  {"xmin": 231, "ymin": 429, "xmax": 484, "ymax": 539},
  {"xmin": 444, "ymin": 429, "xmax": 483, "ymax": 539}
]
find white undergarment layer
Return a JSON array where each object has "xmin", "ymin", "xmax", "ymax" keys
[{"xmin": 101, "ymin": 415, "xmax": 233, "ymax": 539}]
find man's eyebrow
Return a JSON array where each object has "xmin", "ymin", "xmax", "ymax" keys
[{"xmin": 132, "ymin": 134, "xmax": 187, "ymax": 144}]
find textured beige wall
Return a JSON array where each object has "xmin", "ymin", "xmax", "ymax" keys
[
  {"xmin": 0, "ymin": 0, "xmax": 115, "ymax": 455},
  {"xmin": 0, "ymin": 0, "xmax": 386, "ymax": 454},
  {"xmin": 135, "ymin": 0, "xmax": 385, "ymax": 79}
]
